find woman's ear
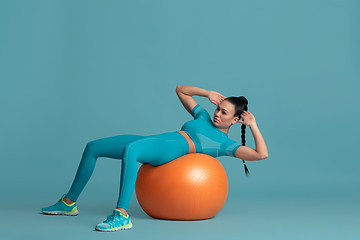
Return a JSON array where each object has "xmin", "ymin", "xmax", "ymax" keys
[{"xmin": 231, "ymin": 116, "xmax": 239, "ymax": 125}]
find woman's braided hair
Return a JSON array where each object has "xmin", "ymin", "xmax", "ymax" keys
[{"xmin": 225, "ymin": 96, "xmax": 250, "ymax": 176}]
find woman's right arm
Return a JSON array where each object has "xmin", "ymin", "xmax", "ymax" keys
[
  {"xmin": 176, "ymin": 85, "xmax": 225, "ymax": 114},
  {"xmin": 235, "ymin": 111, "xmax": 268, "ymax": 161}
]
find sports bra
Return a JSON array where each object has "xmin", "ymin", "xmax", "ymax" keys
[{"xmin": 180, "ymin": 104, "xmax": 241, "ymax": 158}]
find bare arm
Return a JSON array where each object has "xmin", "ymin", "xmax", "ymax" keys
[
  {"xmin": 235, "ymin": 112, "xmax": 268, "ymax": 161},
  {"xmin": 176, "ymin": 85, "xmax": 225, "ymax": 114}
]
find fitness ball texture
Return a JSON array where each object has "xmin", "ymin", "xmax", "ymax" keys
[{"xmin": 135, "ymin": 153, "xmax": 228, "ymax": 220}]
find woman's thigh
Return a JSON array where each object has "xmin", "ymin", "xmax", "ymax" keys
[
  {"xmin": 126, "ymin": 132, "xmax": 188, "ymax": 166},
  {"xmin": 87, "ymin": 134, "xmax": 145, "ymax": 160}
]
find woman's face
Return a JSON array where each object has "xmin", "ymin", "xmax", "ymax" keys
[{"xmin": 213, "ymin": 100, "xmax": 239, "ymax": 129}]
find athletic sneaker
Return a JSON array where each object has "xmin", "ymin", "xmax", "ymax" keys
[
  {"xmin": 95, "ymin": 209, "xmax": 132, "ymax": 231},
  {"xmin": 41, "ymin": 194, "xmax": 78, "ymax": 216}
]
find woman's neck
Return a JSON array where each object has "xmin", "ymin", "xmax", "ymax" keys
[{"xmin": 218, "ymin": 127, "xmax": 229, "ymax": 135}]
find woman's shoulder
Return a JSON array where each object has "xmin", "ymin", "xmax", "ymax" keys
[{"xmin": 191, "ymin": 104, "xmax": 211, "ymax": 120}]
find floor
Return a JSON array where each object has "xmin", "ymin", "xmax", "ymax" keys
[{"xmin": 2, "ymin": 188, "xmax": 359, "ymax": 240}]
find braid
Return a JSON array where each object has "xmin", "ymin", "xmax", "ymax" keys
[
  {"xmin": 241, "ymin": 124, "xmax": 250, "ymax": 176},
  {"xmin": 224, "ymin": 95, "xmax": 250, "ymax": 176}
]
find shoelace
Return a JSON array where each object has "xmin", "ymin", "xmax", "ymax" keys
[{"xmin": 104, "ymin": 211, "xmax": 121, "ymax": 223}]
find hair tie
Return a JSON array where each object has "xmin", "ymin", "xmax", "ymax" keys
[{"xmin": 237, "ymin": 96, "xmax": 248, "ymax": 105}]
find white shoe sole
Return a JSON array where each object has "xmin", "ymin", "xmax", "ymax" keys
[
  {"xmin": 95, "ymin": 223, "xmax": 132, "ymax": 232},
  {"xmin": 42, "ymin": 210, "xmax": 79, "ymax": 216}
]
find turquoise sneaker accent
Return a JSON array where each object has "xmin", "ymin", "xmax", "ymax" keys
[
  {"xmin": 41, "ymin": 194, "xmax": 79, "ymax": 216},
  {"xmin": 95, "ymin": 209, "xmax": 132, "ymax": 231}
]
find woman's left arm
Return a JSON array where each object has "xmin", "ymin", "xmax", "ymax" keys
[
  {"xmin": 235, "ymin": 111, "xmax": 268, "ymax": 161},
  {"xmin": 176, "ymin": 85, "xmax": 225, "ymax": 115}
]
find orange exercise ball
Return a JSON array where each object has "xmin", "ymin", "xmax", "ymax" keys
[{"xmin": 135, "ymin": 153, "xmax": 228, "ymax": 220}]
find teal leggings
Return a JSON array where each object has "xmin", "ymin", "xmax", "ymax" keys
[{"xmin": 66, "ymin": 132, "xmax": 189, "ymax": 211}]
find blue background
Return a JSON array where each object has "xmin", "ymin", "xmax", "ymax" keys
[{"xmin": 1, "ymin": 0, "xmax": 359, "ymax": 239}]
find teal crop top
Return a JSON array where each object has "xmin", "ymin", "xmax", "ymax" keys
[{"xmin": 180, "ymin": 104, "xmax": 241, "ymax": 158}]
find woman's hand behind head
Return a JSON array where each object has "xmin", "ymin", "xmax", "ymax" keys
[
  {"xmin": 238, "ymin": 111, "xmax": 256, "ymax": 127},
  {"xmin": 208, "ymin": 91, "xmax": 225, "ymax": 106}
]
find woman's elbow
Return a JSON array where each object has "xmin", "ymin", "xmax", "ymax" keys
[
  {"xmin": 260, "ymin": 153, "xmax": 268, "ymax": 160},
  {"xmin": 176, "ymin": 85, "xmax": 183, "ymax": 93}
]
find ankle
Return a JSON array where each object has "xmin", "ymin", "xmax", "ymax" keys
[
  {"xmin": 116, "ymin": 207, "xmax": 128, "ymax": 216},
  {"xmin": 63, "ymin": 196, "xmax": 75, "ymax": 205}
]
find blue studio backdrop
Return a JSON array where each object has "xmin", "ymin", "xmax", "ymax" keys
[{"xmin": 0, "ymin": 0, "xmax": 359, "ymax": 240}]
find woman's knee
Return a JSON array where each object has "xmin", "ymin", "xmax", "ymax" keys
[
  {"xmin": 123, "ymin": 141, "xmax": 139, "ymax": 157},
  {"xmin": 85, "ymin": 140, "xmax": 95, "ymax": 150},
  {"xmin": 83, "ymin": 140, "xmax": 100, "ymax": 156}
]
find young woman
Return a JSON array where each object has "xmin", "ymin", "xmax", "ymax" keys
[{"xmin": 41, "ymin": 85, "xmax": 268, "ymax": 231}]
